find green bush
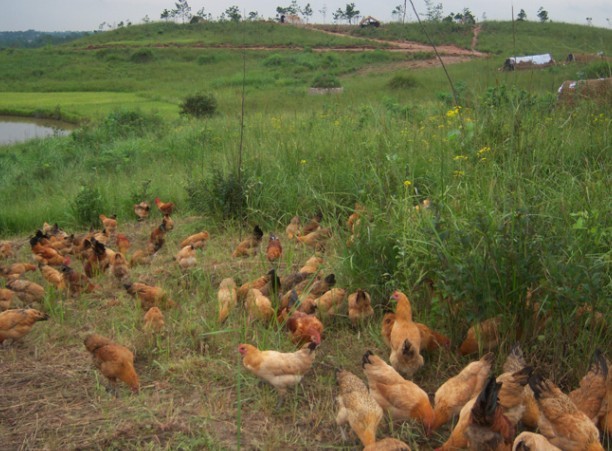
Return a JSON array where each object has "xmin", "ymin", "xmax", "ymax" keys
[
  {"xmin": 311, "ymin": 73, "xmax": 341, "ymax": 88},
  {"xmin": 179, "ymin": 93, "xmax": 218, "ymax": 118},
  {"xmin": 578, "ymin": 60, "xmax": 612, "ymax": 79},
  {"xmin": 130, "ymin": 48, "xmax": 155, "ymax": 63},
  {"xmin": 185, "ymin": 169, "xmax": 248, "ymax": 220},
  {"xmin": 387, "ymin": 74, "xmax": 419, "ymax": 90},
  {"xmin": 71, "ymin": 186, "xmax": 103, "ymax": 226}
]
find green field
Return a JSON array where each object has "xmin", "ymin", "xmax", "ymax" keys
[{"xmin": 0, "ymin": 20, "xmax": 610, "ymax": 450}]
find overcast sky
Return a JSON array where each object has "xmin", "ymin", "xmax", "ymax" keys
[{"xmin": 2, "ymin": 1, "xmax": 610, "ymax": 32}]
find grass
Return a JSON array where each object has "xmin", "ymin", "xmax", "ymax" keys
[{"xmin": 0, "ymin": 20, "xmax": 611, "ymax": 449}]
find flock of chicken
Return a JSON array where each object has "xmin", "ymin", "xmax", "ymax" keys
[{"xmin": 0, "ymin": 199, "xmax": 610, "ymax": 450}]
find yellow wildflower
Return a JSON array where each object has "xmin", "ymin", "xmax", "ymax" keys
[
  {"xmin": 453, "ymin": 155, "xmax": 468, "ymax": 161},
  {"xmin": 300, "ymin": 160, "xmax": 307, "ymax": 165},
  {"xmin": 403, "ymin": 180, "xmax": 412, "ymax": 187}
]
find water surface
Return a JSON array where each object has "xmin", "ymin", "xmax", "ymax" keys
[{"xmin": 0, "ymin": 116, "xmax": 74, "ymax": 145}]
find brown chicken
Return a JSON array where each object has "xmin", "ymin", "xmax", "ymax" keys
[
  {"xmin": 388, "ymin": 290, "xmax": 423, "ymax": 377},
  {"xmin": 99, "ymin": 214, "xmax": 117, "ymax": 235},
  {"xmin": 0, "ymin": 240, "xmax": 14, "ymax": 259},
  {"xmin": 0, "ymin": 288, "xmax": 16, "ymax": 310},
  {"xmin": 529, "ymin": 375, "xmax": 604, "ymax": 451},
  {"xmin": 496, "ymin": 366, "xmax": 534, "ymax": 426},
  {"xmin": 115, "ymin": 233, "xmax": 131, "ymax": 255},
  {"xmin": 266, "ymin": 234, "xmax": 283, "ymax": 263},
  {"xmin": 30, "ymin": 232, "xmax": 65, "ymax": 266},
  {"xmin": 39, "ymin": 264, "xmax": 66, "ymax": 291},
  {"xmin": 362, "ymin": 351, "xmax": 434, "ymax": 432},
  {"xmin": 381, "ymin": 312, "xmax": 395, "ymax": 348},
  {"xmin": 335, "ymin": 369, "xmax": 383, "ymax": 447},
  {"xmin": 600, "ymin": 364, "xmax": 612, "ymax": 434},
  {"xmin": 297, "ymin": 227, "xmax": 332, "ymax": 250},
  {"xmin": 134, "ymin": 201, "xmax": 150, "ymax": 221},
  {"xmin": 465, "ymin": 376, "xmax": 515, "ymax": 451},
  {"xmin": 347, "ymin": 202, "xmax": 365, "ymax": 233},
  {"xmin": 302, "ymin": 211, "xmax": 323, "ymax": 235},
  {"xmin": 246, "ymin": 288, "xmax": 274, "ymax": 323},
  {"xmin": 129, "ymin": 246, "xmax": 155, "ymax": 267},
  {"xmin": 143, "ymin": 307, "xmax": 165, "ymax": 333},
  {"xmin": 431, "ymin": 352, "xmax": 495, "ymax": 430},
  {"xmin": 1, "ymin": 262, "xmax": 37, "ymax": 279},
  {"xmin": 500, "ymin": 343, "xmax": 540, "ymax": 429},
  {"xmin": 109, "ymin": 253, "xmax": 130, "ymax": 283},
  {"xmin": 180, "ymin": 231, "xmax": 210, "ymax": 249},
  {"xmin": 285, "ymin": 215, "xmax": 301, "ymax": 240},
  {"xmin": 512, "ymin": 432, "xmax": 561, "ymax": 451},
  {"xmin": 149, "ymin": 222, "xmax": 167, "ymax": 252},
  {"xmin": 416, "ymin": 323, "xmax": 451, "ymax": 352},
  {"xmin": 125, "ymin": 282, "xmax": 174, "ymax": 310},
  {"xmin": 568, "ymin": 349, "xmax": 608, "ymax": 422},
  {"xmin": 0, "ymin": 308, "xmax": 48, "ymax": 344},
  {"xmin": 287, "ymin": 310, "xmax": 323, "ymax": 345},
  {"xmin": 232, "ymin": 225, "xmax": 264, "ymax": 257},
  {"xmin": 6, "ymin": 278, "xmax": 46, "ymax": 304},
  {"xmin": 348, "ymin": 289, "xmax": 374, "ymax": 324},
  {"xmin": 299, "ymin": 255, "xmax": 324, "ymax": 275},
  {"xmin": 83, "ymin": 238, "xmax": 111, "ymax": 277},
  {"xmin": 363, "ymin": 438, "xmax": 411, "ymax": 451},
  {"xmin": 175, "ymin": 244, "xmax": 197, "ymax": 270},
  {"xmin": 237, "ymin": 269, "xmax": 278, "ymax": 304},
  {"xmin": 162, "ymin": 214, "xmax": 174, "ymax": 232},
  {"xmin": 84, "ymin": 334, "xmax": 139, "ymax": 393},
  {"xmin": 314, "ymin": 287, "xmax": 347, "ymax": 315},
  {"xmin": 238, "ymin": 341, "xmax": 318, "ymax": 397},
  {"xmin": 218, "ymin": 277, "xmax": 237, "ymax": 323},
  {"xmin": 60, "ymin": 264, "xmax": 96, "ymax": 296},
  {"xmin": 459, "ymin": 316, "xmax": 502, "ymax": 356},
  {"xmin": 154, "ymin": 196, "xmax": 175, "ymax": 215}
]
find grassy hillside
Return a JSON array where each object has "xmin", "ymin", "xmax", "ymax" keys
[{"xmin": 0, "ymin": 20, "xmax": 610, "ymax": 450}]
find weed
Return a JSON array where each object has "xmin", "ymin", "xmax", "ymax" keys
[
  {"xmin": 179, "ymin": 93, "xmax": 218, "ymax": 118},
  {"xmin": 71, "ymin": 185, "xmax": 103, "ymax": 226}
]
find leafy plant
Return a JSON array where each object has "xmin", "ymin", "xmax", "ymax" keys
[
  {"xmin": 310, "ymin": 73, "xmax": 341, "ymax": 88},
  {"xmin": 180, "ymin": 93, "xmax": 218, "ymax": 118},
  {"xmin": 387, "ymin": 74, "xmax": 419, "ymax": 90},
  {"xmin": 130, "ymin": 48, "xmax": 155, "ymax": 63},
  {"xmin": 71, "ymin": 185, "xmax": 103, "ymax": 226}
]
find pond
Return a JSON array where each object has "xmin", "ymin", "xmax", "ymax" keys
[{"xmin": 0, "ymin": 116, "xmax": 75, "ymax": 146}]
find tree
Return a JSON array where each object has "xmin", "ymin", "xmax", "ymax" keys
[
  {"xmin": 586, "ymin": 17, "xmax": 592, "ymax": 26},
  {"xmin": 224, "ymin": 5, "xmax": 241, "ymax": 22},
  {"xmin": 537, "ymin": 7, "xmax": 548, "ymax": 22},
  {"xmin": 142, "ymin": 15, "xmax": 150, "ymax": 24},
  {"xmin": 424, "ymin": 0, "xmax": 443, "ymax": 22},
  {"xmin": 392, "ymin": 4, "xmax": 406, "ymax": 23},
  {"xmin": 334, "ymin": 3, "xmax": 360, "ymax": 24},
  {"xmin": 462, "ymin": 8, "xmax": 476, "ymax": 25},
  {"xmin": 319, "ymin": 5, "xmax": 328, "ymax": 23},
  {"xmin": 160, "ymin": 9, "xmax": 171, "ymax": 21},
  {"xmin": 301, "ymin": 3, "xmax": 313, "ymax": 22},
  {"xmin": 516, "ymin": 9, "xmax": 527, "ymax": 21},
  {"xmin": 173, "ymin": 0, "xmax": 192, "ymax": 23},
  {"xmin": 247, "ymin": 11, "xmax": 260, "ymax": 21}
]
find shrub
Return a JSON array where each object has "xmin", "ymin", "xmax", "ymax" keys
[
  {"xmin": 311, "ymin": 73, "xmax": 341, "ymax": 89},
  {"xmin": 197, "ymin": 54, "xmax": 218, "ymax": 65},
  {"xmin": 185, "ymin": 169, "xmax": 247, "ymax": 220},
  {"xmin": 101, "ymin": 110, "xmax": 163, "ymax": 138},
  {"xmin": 387, "ymin": 74, "xmax": 419, "ymax": 90},
  {"xmin": 578, "ymin": 60, "xmax": 612, "ymax": 79},
  {"xmin": 179, "ymin": 93, "xmax": 218, "ymax": 118},
  {"xmin": 130, "ymin": 49, "xmax": 155, "ymax": 63},
  {"xmin": 71, "ymin": 186, "xmax": 103, "ymax": 226}
]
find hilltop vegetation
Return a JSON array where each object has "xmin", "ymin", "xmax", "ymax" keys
[{"xmin": 0, "ymin": 20, "xmax": 610, "ymax": 450}]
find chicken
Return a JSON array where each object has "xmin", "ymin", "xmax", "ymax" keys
[
  {"xmin": 347, "ymin": 202, "xmax": 365, "ymax": 233},
  {"xmin": 143, "ymin": 307, "xmax": 165, "ymax": 333},
  {"xmin": 175, "ymin": 244, "xmax": 197, "ymax": 270},
  {"xmin": 314, "ymin": 287, "xmax": 347, "ymax": 315},
  {"xmin": 388, "ymin": 290, "xmax": 423, "ymax": 377},
  {"xmin": 129, "ymin": 246, "xmax": 155, "ymax": 267},
  {"xmin": 30, "ymin": 232, "xmax": 64, "ymax": 266},
  {"xmin": 431, "ymin": 352, "xmax": 495, "ymax": 430},
  {"xmin": 60, "ymin": 264, "xmax": 96, "ymax": 296},
  {"xmin": 465, "ymin": 375, "xmax": 515, "ymax": 451},
  {"xmin": 217, "ymin": 277, "xmax": 237, "ymax": 323},
  {"xmin": 363, "ymin": 438, "xmax": 411, "ymax": 451},
  {"xmin": 238, "ymin": 341, "xmax": 318, "ymax": 396},
  {"xmin": 134, "ymin": 201, "xmax": 150, "ymax": 221},
  {"xmin": 436, "ymin": 397, "xmax": 477, "ymax": 451},
  {"xmin": 297, "ymin": 227, "xmax": 332, "ymax": 250},
  {"xmin": 125, "ymin": 282, "xmax": 174, "ymax": 310},
  {"xmin": 568, "ymin": 349, "xmax": 608, "ymax": 421},
  {"xmin": 416, "ymin": 323, "xmax": 451, "ymax": 352},
  {"xmin": 162, "ymin": 213, "xmax": 174, "ymax": 232},
  {"xmin": 83, "ymin": 238, "xmax": 111, "ymax": 277},
  {"xmin": 496, "ymin": 366, "xmax": 534, "ymax": 426},
  {"xmin": 149, "ymin": 222, "xmax": 167, "ymax": 252},
  {"xmin": 0, "ymin": 241, "xmax": 15, "ymax": 259},
  {"xmin": 335, "ymin": 369, "xmax": 383, "ymax": 447},
  {"xmin": 1, "ymin": 262, "xmax": 37, "ymax": 279},
  {"xmin": 501, "ymin": 343, "xmax": 540, "ymax": 429},
  {"xmin": 459, "ymin": 316, "xmax": 502, "ymax": 356},
  {"xmin": 512, "ymin": 432, "xmax": 561, "ymax": 451},
  {"xmin": 600, "ymin": 365, "xmax": 612, "ymax": 434},
  {"xmin": 362, "ymin": 351, "xmax": 434, "ymax": 432},
  {"xmin": 6, "ymin": 278, "xmax": 46, "ymax": 304},
  {"xmin": 237, "ymin": 269, "xmax": 278, "ymax": 303},
  {"xmin": 109, "ymin": 252, "xmax": 130, "ymax": 284},
  {"xmin": 0, "ymin": 308, "xmax": 48, "ymax": 344},
  {"xmin": 287, "ymin": 310, "xmax": 323, "ymax": 345},
  {"xmin": 302, "ymin": 211, "xmax": 323, "ymax": 235},
  {"xmin": 232, "ymin": 225, "xmax": 264, "ymax": 257},
  {"xmin": 381, "ymin": 312, "xmax": 395, "ymax": 348},
  {"xmin": 115, "ymin": 233, "xmax": 131, "ymax": 255},
  {"xmin": 39, "ymin": 264, "xmax": 66, "ymax": 291},
  {"xmin": 266, "ymin": 234, "xmax": 283, "ymax": 263},
  {"xmin": 0, "ymin": 288, "xmax": 17, "ymax": 310},
  {"xmin": 529, "ymin": 375, "xmax": 604, "ymax": 451},
  {"xmin": 348, "ymin": 289, "xmax": 374, "ymax": 324},
  {"xmin": 180, "ymin": 231, "xmax": 210, "ymax": 249},
  {"xmin": 84, "ymin": 334, "xmax": 139, "ymax": 393},
  {"xmin": 308, "ymin": 273, "xmax": 337, "ymax": 297},
  {"xmin": 299, "ymin": 255, "xmax": 324, "ymax": 275},
  {"xmin": 154, "ymin": 196, "xmax": 175, "ymax": 215},
  {"xmin": 99, "ymin": 214, "xmax": 117, "ymax": 235},
  {"xmin": 285, "ymin": 215, "xmax": 301, "ymax": 240},
  {"xmin": 246, "ymin": 288, "xmax": 274, "ymax": 323}
]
